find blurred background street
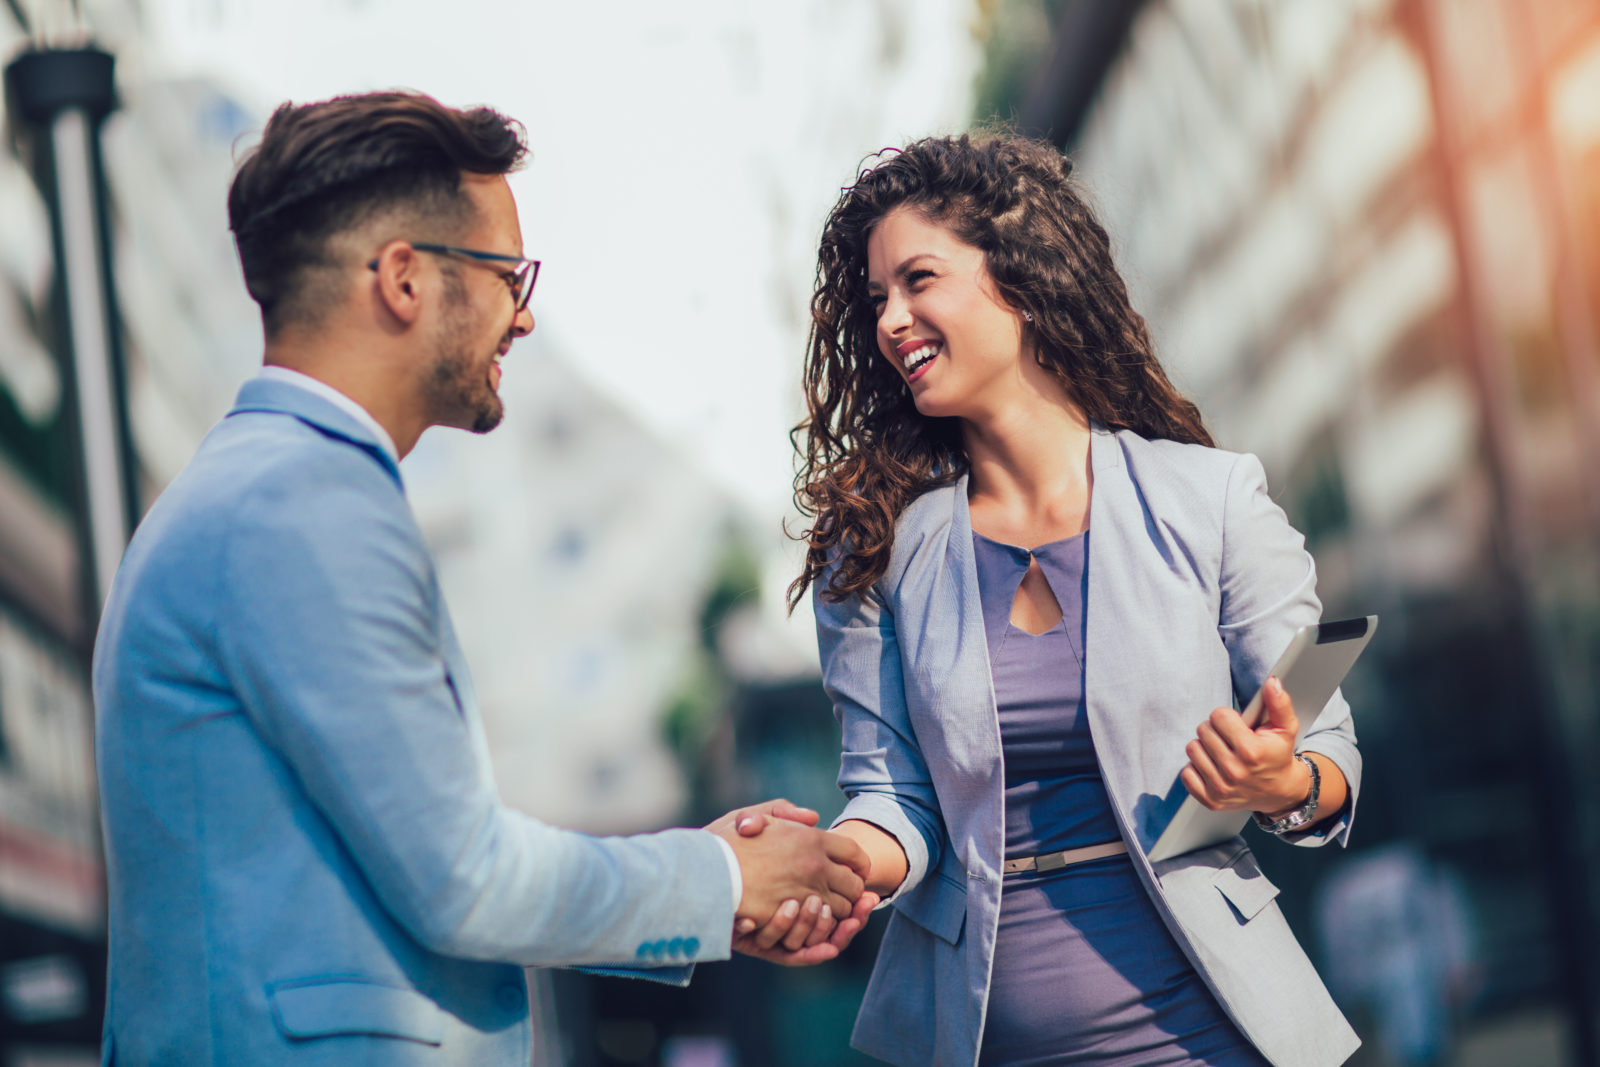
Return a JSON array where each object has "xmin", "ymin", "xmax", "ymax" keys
[{"xmin": 2, "ymin": 1, "xmax": 1598, "ymax": 1064}]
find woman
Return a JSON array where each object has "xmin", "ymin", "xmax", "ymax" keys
[{"xmin": 775, "ymin": 132, "xmax": 1361, "ymax": 1066}]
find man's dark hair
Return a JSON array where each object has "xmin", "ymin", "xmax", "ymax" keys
[{"xmin": 228, "ymin": 90, "xmax": 527, "ymax": 335}]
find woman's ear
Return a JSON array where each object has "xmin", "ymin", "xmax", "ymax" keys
[{"xmin": 370, "ymin": 241, "xmax": 425, "ymax": 326}]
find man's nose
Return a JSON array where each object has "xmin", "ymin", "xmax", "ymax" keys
[{"xmin": 512, "ymin": 305, "xmax": 534, "ymax": 337}]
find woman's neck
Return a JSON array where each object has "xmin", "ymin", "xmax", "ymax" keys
[{"xmin": 962, "ymin": 394, "xmax": 1094, "ymax": 544}]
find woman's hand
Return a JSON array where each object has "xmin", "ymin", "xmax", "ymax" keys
[
  {"xmin": 1180, "ymin": 676, "xmax": 1313, "ymax": 816},
  {"xmin": 732, "ymin": 888, "xmax": 881, "ymax": 966},
  {"xmin": 727, "ymin": 810, "xmax": 880, "ymax": 965}
]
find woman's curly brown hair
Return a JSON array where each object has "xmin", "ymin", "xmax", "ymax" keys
[{"xmin": 790, "ymin": 130, "xmax": 1212, "ymax": 609}]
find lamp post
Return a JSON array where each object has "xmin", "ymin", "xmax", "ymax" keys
[{"xmin": 5, "ymin": 46, "xmax": 138, "ymax": 628}]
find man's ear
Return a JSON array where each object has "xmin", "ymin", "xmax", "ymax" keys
[{"xmin": 370, "ymin": 240, "xmax": 425, "ymax": 326}]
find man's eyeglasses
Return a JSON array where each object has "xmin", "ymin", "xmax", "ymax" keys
[{"xmin": 368, "ymin": 243, "xmax": 541, "ymax": 312}]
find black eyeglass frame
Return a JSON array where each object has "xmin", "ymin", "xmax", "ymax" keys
[{"xmin": 366, "ymin": 242, "xmax": 541, "ymax": 312}]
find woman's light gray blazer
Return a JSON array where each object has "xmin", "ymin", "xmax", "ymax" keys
[{"xmin": 816, "ymin": 426, "xmax": 1362, "ymax": 1067}]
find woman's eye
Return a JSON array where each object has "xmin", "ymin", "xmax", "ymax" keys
[{"xmin": 907, "ymin": 269, "xmax": 934, "ymax": 286}]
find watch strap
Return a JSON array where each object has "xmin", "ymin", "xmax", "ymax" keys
[{"xmin": 1252, "ymin": 753, "xmax": 1321, "ymax": 835}]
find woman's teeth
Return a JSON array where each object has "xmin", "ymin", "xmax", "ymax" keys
[{"xmin": 904, "ymin": 344, "xmax": 940, "ymax": 373}]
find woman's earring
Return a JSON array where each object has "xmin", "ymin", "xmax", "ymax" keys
[{"xmin": 1023, "ymin": 311, "xmax": 1034, "ymax": 323}]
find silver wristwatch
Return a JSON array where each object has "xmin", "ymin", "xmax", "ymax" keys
[{"xmin": 1252, "ymin": 753, "xmax": 1320, "ymax": 836}]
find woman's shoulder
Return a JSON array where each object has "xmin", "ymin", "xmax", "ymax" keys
[
  {"xmin": 897, "ymin": 479, "xmax": 960, "ymax": 527},
  {"xmin": 886, "ymin": 481, "xmax": 962, "ymax": 577},
  {"xmin": 813, "ymin": 480, "xmax": 960, "ymax": 604},
  {"xmin": 1107, "ymin": 427, "xmax": 1252, "ymax": 495},
  {"xmin": 1103, "ymin": 429, "xmax": 1285, "ymax": 548}
]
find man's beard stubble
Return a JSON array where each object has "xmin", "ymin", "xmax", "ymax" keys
[{"xmin": 429, "ymin": 272, "xmax": 505, "ymax": 435}]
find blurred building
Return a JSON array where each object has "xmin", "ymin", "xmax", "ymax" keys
[
  {"xmin": 2, "ymin": 2, "xmax": 259, "ymax": 1059},
  {"xmin": 986, "ymin": 0, "xmax": 1600, "ymax": 1063}
]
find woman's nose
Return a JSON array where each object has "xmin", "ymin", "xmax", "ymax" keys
[{"xmin": 878, "ymin": 289, "xmax": 912, "ymax": 335}]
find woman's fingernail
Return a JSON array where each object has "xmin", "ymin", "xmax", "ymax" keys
[
  {"xmin": 821, "ymin": 904, "xmax": 832, "ymax": 921},
  {"xmin": 781, "ymin": 899, "xmax": 800, "ymax": 918},
  {"xmin": 736, "ymin": 918, "xmax": 756, "ymax": 934},
  {"xmin": 806, "ymin": 896, "xmax": 822, "ymax": 914}
]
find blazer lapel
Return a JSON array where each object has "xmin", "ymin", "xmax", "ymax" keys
[
  {"xmin": 1083, "ymin": 427, "xmax": 1204, "ymax": 851},
  {"xmin": 942, "ymin": 478, "xmax": 1004, "ymax": 779},
  {"xmin": 892, "ymin": 476, "xmax": 1005, "ymax": 872}
]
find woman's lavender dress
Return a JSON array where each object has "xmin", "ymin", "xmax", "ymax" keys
[{"xmin": 973, "ymin": 530, "xmax": 1267, "ymax": 1066}]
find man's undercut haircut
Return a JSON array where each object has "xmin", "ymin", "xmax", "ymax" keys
[{"xmin": 228, "ymin": 90, "xmax": 527, "ymax": 336}]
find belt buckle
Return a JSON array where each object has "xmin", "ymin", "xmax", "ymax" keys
[{"xmin": 1034, "ymin": 850, "xmax": 1068, "ymax": 872}]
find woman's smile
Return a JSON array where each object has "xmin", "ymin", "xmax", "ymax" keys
[
  {"xmin": 867, "ymin": 206, "xmax": 1036, "ymax": 419},
  {"xmin": 896, "ymin": 338, "xmax": 942, "ymax": 380}
]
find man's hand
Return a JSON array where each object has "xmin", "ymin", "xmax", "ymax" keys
[
  {"xmin": 709, "ymin": 812, "xmax": 869, "ymax": 929},
  {"xmin": 704, "ymin": 797, "xmax": 820, "ymax": 839},
  {"xmin": 1180, "ymin": 676, "xmax": 1310, "ymax": 814}
]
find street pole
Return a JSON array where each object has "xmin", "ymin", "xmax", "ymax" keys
[{"xmin": 5, "ymin": 47, "xmax": 137, "ymax": 627}]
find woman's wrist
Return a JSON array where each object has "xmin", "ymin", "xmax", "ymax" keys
[
  {"xmin": 1254, "ymin": 754, "xmax": 1323, "ymax": 835},
  {"xmin": 1262, "ymin": 753, "xmax": 1317, "ymax": 820},
  {"xmin": 835, "ymin": 818, "xmax": 909, "ymax": 895}
]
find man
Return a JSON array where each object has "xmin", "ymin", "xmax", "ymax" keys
[{"xmin": 93, "ymin": 91, "xmax": 871, "ymax": 1065}]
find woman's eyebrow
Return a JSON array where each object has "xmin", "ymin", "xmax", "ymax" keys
[
  {"xmin": 894, "ymin": 253, "xmax": 945, "ymax": 276},
  {"xmin": 868, "ymin": 252, "xmax": 948, "ymax": 292}
]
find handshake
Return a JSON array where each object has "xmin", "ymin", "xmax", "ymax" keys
[{"xmin": 706, "ymin": 799, "xmax": 882, "ymax": 966}]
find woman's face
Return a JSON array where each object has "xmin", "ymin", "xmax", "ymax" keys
[{"xmin": 864, "ymin": 206, "xmax": 1030, "ymax": 421}]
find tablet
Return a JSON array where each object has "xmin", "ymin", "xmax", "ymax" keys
[{"xmin": 1145, "ymin": 615, "xmax": 1378, "ymax": 863}]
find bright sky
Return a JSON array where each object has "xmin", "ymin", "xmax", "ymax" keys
[{"xmin": 139, "ymin": 0, "xmax": 982, "ymax": 516}]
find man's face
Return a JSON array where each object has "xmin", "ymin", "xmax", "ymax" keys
[{"xmin": 424, "ymin": 174, "xmax": 534, "ymax": 434}]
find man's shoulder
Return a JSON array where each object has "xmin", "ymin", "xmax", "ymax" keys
[
  {"xmin": 179, "ymin": 410, "xmax": 401, "ymax": 518},
  {"xmin": 130, "ymin": 410, "xmax": 414, "ymax": 581}
]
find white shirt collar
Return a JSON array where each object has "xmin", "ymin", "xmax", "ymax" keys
[{"xmin": 256, "ymin": 365, "xmax": 399, "ymax": 463}]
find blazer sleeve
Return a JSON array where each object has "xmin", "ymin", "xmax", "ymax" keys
[
  {"xmin": 214, "ymin": 462, "xmax": 734, "ymax": 974},
  {"xmin": 815, "ymin": 576, "xmax": 944, "ymax": 901},
  {"xmin": 1218, "ymin": 452, "xmax": 1361, "ymax": 847}
]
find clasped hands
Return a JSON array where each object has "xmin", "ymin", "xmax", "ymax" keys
[{"xmin": 705, "ymin": 800, "xmax": 880, "ymax": 967}]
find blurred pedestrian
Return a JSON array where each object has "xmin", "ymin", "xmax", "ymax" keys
[
  {"xmin": 1314, "ymin": 843, "xmax": 1480, "ymax": 1067},
  {"xmin": 763, "ymin": 130, "xmax": 1363, "ymax": 1065},
  {"xmin": 92, "ymin": 89, "xmax": 873, "ymax": 1065}
]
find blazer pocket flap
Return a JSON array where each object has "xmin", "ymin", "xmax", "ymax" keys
[
  {"xmin": 1212, "ymin": 849, "xmax": 1280, "ymax": 923},
  {"xmin": 268, "ymin": 978, "xmax": 444, "ymax": 1045},
  {"xmin": 892, "ymin": 872, "xmax": 966, "ymax": 945}
]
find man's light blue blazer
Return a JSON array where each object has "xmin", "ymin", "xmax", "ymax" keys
[
  {"xmin": 816, "ymin": 427, "xmax": 1363, "ymax": 1067},
  {"xmin": 93, "ymin": 379, "xmax": 733, "ymax": 1065}
]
